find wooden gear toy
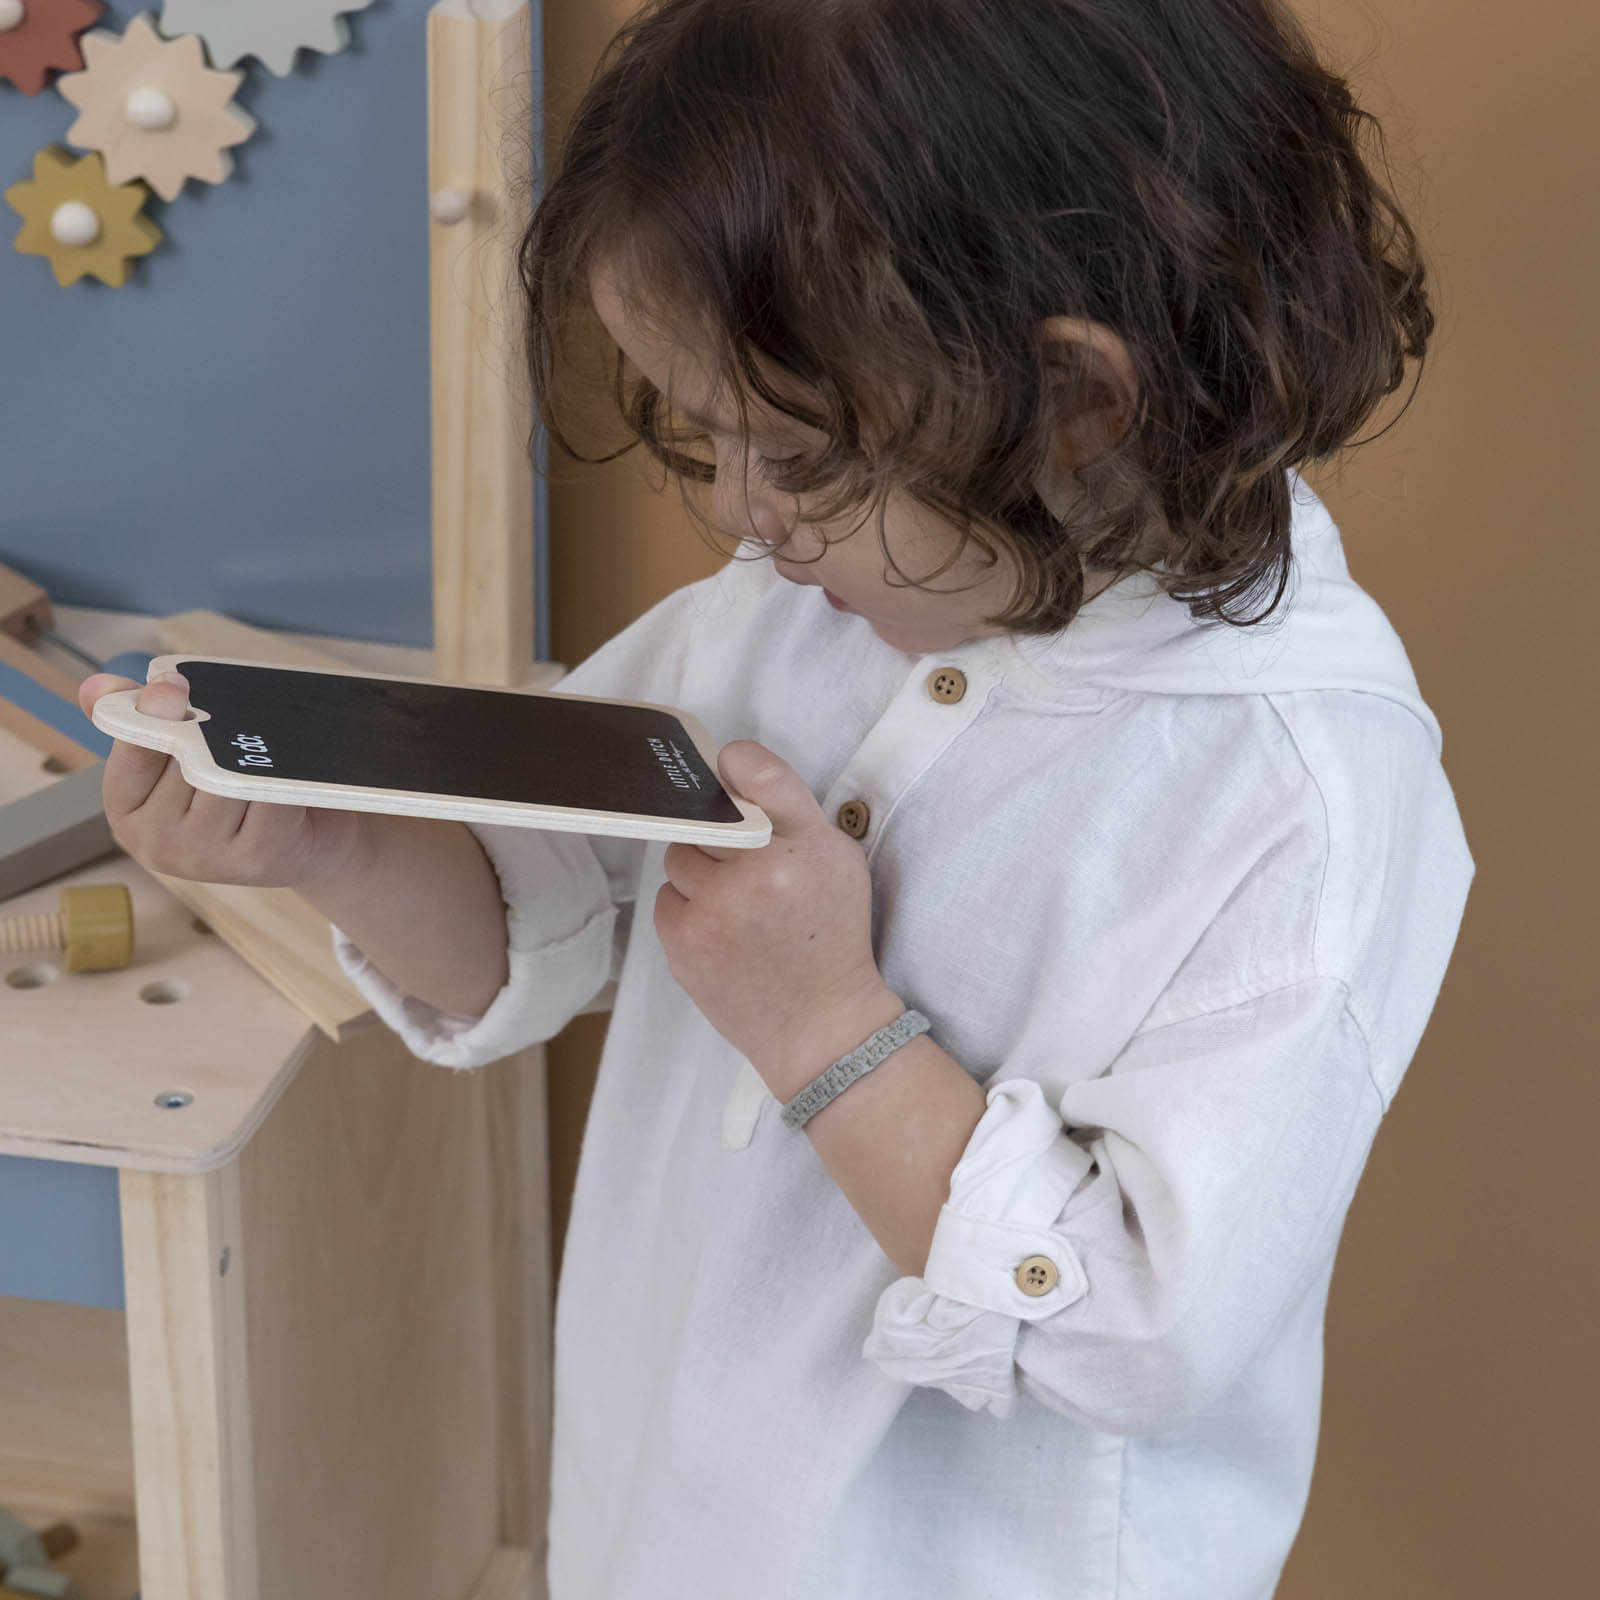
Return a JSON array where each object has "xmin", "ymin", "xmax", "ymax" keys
[
  {"xmin": 57, "ymin": 11, "xmax": 255, "ymax": 202},
  {"xmin": 0, "ymin": 0, "xmax": 103, "ymax": 95},
  {"xmin": 4, "ymin": 146, "xmax": 161, "ymax": 287},
  {"xmin": 159, "ymin": 0, "xmax": 374, "ymax": 77}
]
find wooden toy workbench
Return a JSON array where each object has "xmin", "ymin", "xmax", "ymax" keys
[
  {"xmin": 0, "ymin": 613, "xmax": 562, "ymax": 1600},
  {"xmin": 1, "ymin": 6, "xmax": 551, "ymax": 1593}
]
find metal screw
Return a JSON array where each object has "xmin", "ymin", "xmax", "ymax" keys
[{"xmin": 155, "ymin": 1090, "xmax": 193, "ymax": 1110}]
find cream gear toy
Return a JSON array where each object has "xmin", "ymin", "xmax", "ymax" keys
[
  {"xmin": 58, "ymin": 12, "xmax": 255, "ymax": 201},
  {"xmin": 159, "ymin": 0, "xmax": 374, "ymax": 77}
]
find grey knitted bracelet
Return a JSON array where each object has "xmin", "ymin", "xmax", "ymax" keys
[{"xmin": 779, "ymin": 1009, "xmax": 932, "ymax": 1130}]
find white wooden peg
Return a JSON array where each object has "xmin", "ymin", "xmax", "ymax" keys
[
  {"xmin": 50, "ymin": 199, "xmax": 100, "ymax": 247},
  {"xmin": 0, "ymin": 1, "xmax": 25, "ymax": 34},
  {"xmin": 125, "ymin": 85, "xmax": 177, "ymax": 129},
  {"xmin": 429, "ymin": 185, "xmax": 470, "ymax": 225}
]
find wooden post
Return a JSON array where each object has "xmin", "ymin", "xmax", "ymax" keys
[
  {"xmin": 427, "ymin": 0, "xmax": 537, "ymax": 689},
  {"xmin": 427, "ymin": 9, "xmax": 553, "ymax": 1588}
]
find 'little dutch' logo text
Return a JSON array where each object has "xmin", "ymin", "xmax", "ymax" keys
[
  {"xmin": 233, "ymin": 733, "xmax": 273, "ymax": 768},
  {"xmin": 647, "ymin": 735, "xmax": 702, "ymax": 791}
]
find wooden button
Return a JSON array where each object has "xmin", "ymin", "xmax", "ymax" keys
[
  {"xmin": 1015, "ymin": 1255, "xmax": 1059, "ymax": 1296},
  {"xmin": 835, "ymin": 800, "xmax": 870, "ymax": 838},
  {"xmin": 926, "ymin": 666, "xmax": 967, "ymax": 704}
]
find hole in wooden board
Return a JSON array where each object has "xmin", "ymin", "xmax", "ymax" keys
[
  {"xmin": 41, "ymin": 755, "xmax": 70, "ymax": 774},
  {"xmin": 139, "ymin": 979, "xmax": 190, "ymax": 1005},
  {"xmin": 191, "ymin": 917, "xmax": 214, "ymax": 935},
  {"xmin": 6, "ymin": 962, "xmax": 61, "ymax": 988}
]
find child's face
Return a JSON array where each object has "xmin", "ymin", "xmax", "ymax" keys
[{"xmin": 592, "ymin": 262, "xmax": 1028, "ymax": 656}]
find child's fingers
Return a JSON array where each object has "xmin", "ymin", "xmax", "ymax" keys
[
  {"xmin": 183, "ymin": 785, "xmax": 250, "ymax": 846},
  {"xmin": 97, "ymin": 672, "xmax": 192, "ymax": 822},
  {"xmin": 76, "ymin": 671, "xmax": 138, "ymax": 720}
]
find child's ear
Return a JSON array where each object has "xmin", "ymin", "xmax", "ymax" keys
[{"xmin": 1035, "ymin": 315, "xmax": 1139, "ymax": 477}]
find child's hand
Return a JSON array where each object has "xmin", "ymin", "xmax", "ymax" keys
[
  {"xmin": 77, "ymin": 671, "xmax": 367, "ymax": 890},
  {"xmin": 655, "ymin": 740, "xmax": 900, "ymax": 1099}
]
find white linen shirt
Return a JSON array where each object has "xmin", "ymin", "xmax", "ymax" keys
[{"xmin": 331, "ymin": 471, "xmax": 1473, "ymax": 1599}]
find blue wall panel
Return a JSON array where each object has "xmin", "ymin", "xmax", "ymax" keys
[
  {"xmin": 0, "ymin": 0, "xmax": 545, "ymax": 652},
  {"xmin": 0, "ymin": 1155, "xmax": 124, "ymax": 1308},
  {"xmin": 0, "ymin": 1, "xmax": 544, "ymax": 1311}
]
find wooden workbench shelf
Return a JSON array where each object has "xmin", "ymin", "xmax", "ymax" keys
[{"xmin": 0, "ymin": 1294, "xmax": 141, "ymax": 1599}]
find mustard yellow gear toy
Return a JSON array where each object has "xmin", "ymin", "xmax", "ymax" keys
[
  {"xmin": 58, "ymin": 12, "xmax": 255, "ymax": 202},
  {"xmin": 4, "ymin": 146, "xmax": 161, "ymax": 287}
]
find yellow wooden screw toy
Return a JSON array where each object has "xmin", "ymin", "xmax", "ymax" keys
[{"xmin": 0, "ymin": 883, "xmax": 134, "ymax": 972}]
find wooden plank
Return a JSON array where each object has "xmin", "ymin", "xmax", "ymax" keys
[
  {"xmin": 0, "ymin": 660, "xmax": 111, "ymax": 797},
  {"xmin": 155, "ymin": 611, "xmax": 361, "ymax": 674},
  {"xmin": 0, "ymin": 696, "xmax": 99, "ymax": 774},
  {"xmin": 0, "ymin": 611, "xmax": 367, "ymax": 1040},
  {"xmin": 133, "ymin": 615, "xmax": 375, "ymax": 1040},
  {"xmin": 0, "ymin": 853, "xmax": 317, "ymax": 1175},
  {"xmin": 469, "ymin": 1545, "xmax": 543, "ymax": 1600},
  {"xmin": 156, "ymin": 608, "xmax": 567, "ymax": 691},
  {"xmin": 0, "ymin": 562, "xmax": 51, "ymax": 645},
  {"xmin": 0, "ymin": 629, "xmax": 87, "ymax": 704},
  {"xmin": 0, "ymin": 762, "xmax": 116, "ymax": 901},
  {"xmin": 0, "ymin": 722, "xmax": 67, "ymax": 805},
  {"xmin": 428, "ymin": 0, "xmax": 537, "ymax": 688},
  {"xmin": 120, "ymin": 1161, "xmax": 260, "ymax": 1600},
  {"xmin": 238, "ymin": 1025, "xmax": 509, "ymax": 1600},
  {"xmin": 144, "ymin": 874, "xmax": 370, "ymax": 1044},
  {"xmin": 0, "ymin": 1298, "xmax": 135, "ymax": 1522},
  {"xmin": 484, "ymin": 1049, "xmax": 552, "ymax": 1563}
]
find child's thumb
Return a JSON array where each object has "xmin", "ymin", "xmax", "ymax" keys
[{"xmin": 134, "ymin": 670, "xmax": 190, "ymax": 721}]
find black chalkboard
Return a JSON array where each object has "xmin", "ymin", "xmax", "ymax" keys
[{"xmin": 176, "ymin": 659, "xmax": 745, "ymax": 826}]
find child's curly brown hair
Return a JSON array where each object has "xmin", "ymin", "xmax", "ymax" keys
[{"xmin": 518, "ymin": 0, "xmax": 1433, "ymax": 635}]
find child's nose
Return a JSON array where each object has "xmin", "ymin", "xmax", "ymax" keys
[{"xmin": 710, "ymin": 444, "xmax": 792, "ymax": 548}]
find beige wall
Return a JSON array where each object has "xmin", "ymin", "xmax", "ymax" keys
[{"xmin": 541, "ymin": 3, "xmax": 1596, "ymax": 1591}]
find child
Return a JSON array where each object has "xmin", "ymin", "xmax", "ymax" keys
[{"xmin": 82, "ymin": 1, "xmax": 1473, "ymax": 1595}]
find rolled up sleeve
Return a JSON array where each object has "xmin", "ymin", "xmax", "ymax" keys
[
  {"xmin": 864, "ymin": 977, "xmax": 1381, "ymax": 1430},
  {"xmin": 331, "ymin": 821, "xmax": 643, "ymax": 1071}
]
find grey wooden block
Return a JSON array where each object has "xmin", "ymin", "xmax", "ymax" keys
[{"xmin": 0, "ymin": 765, "xmax": 116, "ymax": 902}]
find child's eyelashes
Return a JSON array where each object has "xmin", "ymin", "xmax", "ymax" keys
[
  {"xmin": 665, "ymin": 419, "xmax": 813, "ymax": 489},
  {"xmin": 753, "ymin": 451, "xmax": 803, "ymax": 482}
]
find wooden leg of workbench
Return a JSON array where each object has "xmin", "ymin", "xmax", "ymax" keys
[
  {"xmin": 115, "ymin": 1023, "xmax": 553, "ymax": 1600},
  {"xmin": 238, "ymin": 1022, "xmax": 548, "ymax": 1600},
  {"xmin": 482, "ymin": 1042, "xmax": 553, "ymax": 1598},
  {"xmin": 119, "ymin": 1160, "xmax": 259, "ymax": 1600}
]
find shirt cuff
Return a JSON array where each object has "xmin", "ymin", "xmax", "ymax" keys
[
  {"xmin": 329, "ymin": 821, "xmax": 622, "ymax": 1071},
  {"xmin": 862, "ymin": 1078, "xmax": 1094, "ymax": 1416}
]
